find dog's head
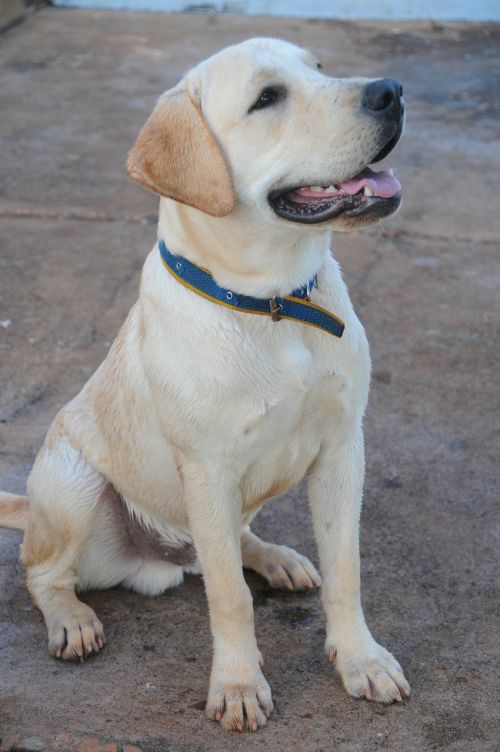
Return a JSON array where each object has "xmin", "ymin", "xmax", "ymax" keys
[{"xmin": 127, "ymin": 38, "xmax": 404, "ymax": 231}]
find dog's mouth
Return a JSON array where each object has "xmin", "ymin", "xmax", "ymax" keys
[
  {"xmin": 268, "ymin": 166, "xmax": 401, "ymax": 224},
  {"xmin": 268, "ymin": 131, "xmax": 403, "ymax": 225}
]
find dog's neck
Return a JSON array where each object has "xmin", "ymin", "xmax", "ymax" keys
[{"xmin": 157, "ymin": 198, "xmax": 332, "ymax": 299}]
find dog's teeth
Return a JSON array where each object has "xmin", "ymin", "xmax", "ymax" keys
[
  {"xmin": 363, "ymin": 186, "xmax": 374, "ymax": 197},
  {"xmin": 327, "ymin": 184, "xmax": 336, "ymax": 191},
  {"xmin": 310, "ymin": 185, "xmax": 324, "ymax": 191},
  {"xmin": 388, "ymin": 169, "xmax": 394, "ymax": 176}
]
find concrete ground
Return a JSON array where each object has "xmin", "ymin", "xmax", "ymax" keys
[{"xmin": 0, "ymin": 8, "xmax": 499, "ymax": 752}]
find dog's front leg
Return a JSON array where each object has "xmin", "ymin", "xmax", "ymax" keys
[
  {"xmin": 182, "ymin": 461, "xmax": 273, "ymax": 731},
  {"xmin": 308, "ymin": 427, "xmax": 410, "ymax": 703}
]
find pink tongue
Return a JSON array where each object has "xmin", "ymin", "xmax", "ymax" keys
[
  {"xmin": 337, "ymin": 167, "xmax": 401, "ymax": 198},
  {"xmin": 292, "ymin": 168, "xmax": 401, "ymax": 202}
]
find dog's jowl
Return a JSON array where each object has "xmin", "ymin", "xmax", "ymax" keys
[{"xmin": 0, "ymin": 38, "xmax": 409, "ymax": 732}]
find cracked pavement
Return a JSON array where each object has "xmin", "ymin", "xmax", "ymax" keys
[{"xmin": 0, "ymin": 9, "xmax": 499, "ymax": 752}]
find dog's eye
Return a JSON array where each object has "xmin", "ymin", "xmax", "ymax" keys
[{"xmin": 249, "ymin": 86, "xmax": 285, "ymax": 113}]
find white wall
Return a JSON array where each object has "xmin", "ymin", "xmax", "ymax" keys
[{"xmin": 52, "ymin": 0, "xmax": 500, "ymax": 21}]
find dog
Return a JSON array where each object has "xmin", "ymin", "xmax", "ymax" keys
[{"xmin": 0, "ymin": 37, "xmax": 410, "ymax": 732}]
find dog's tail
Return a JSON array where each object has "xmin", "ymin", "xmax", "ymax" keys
[{"xmin": 0, "ymin": 491, "xmax": 29, "ymax": 530}]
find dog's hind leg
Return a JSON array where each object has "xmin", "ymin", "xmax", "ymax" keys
[
  {"xmin": 241, "ymin": 526, "xmax": 321, "ymax": 591},
  {"xmin": 22, "ymin": 439, "xmax": 107, "ymax": 661}
]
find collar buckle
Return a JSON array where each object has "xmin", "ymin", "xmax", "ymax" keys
[{"xmin": 269, "ymin": 297, "xmax": 283, "ymax": 322}]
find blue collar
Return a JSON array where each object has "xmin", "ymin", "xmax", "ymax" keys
[{"xmin": 158, "ymin": 240, "xmax": 344, "ymax": 338}]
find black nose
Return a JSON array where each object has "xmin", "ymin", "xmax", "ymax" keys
[{"xmin": 362, "ymin": 78, "xmax": 403, "ymax": 115}]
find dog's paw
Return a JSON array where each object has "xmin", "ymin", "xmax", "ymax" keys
[
  {"xmin": 47, "ymin": 604, "xmax": 105, "ymax": 661},
  {"xmin": 206, "ymin": 668, "xmax": 273, "ymax": 732},
  {"xmin": 256, "ymin": 543, "xmax": 322, "ymax": 591},
  {"xmin": 328, "ymin": 638, "xmax": 410, "ymax": 704}
]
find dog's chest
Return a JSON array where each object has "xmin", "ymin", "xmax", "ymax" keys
[
  {"xmin": 220, "ymin": 306, "xmax": 370, "ymax": 515},
  {"xmin": 227, "ymin": 333, "xmax": 358, "ymax": 509}
]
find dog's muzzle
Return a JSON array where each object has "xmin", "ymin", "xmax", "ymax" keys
[{"xmin": 268, "ymin": 78, "xmax": 405, "ymax": 226}]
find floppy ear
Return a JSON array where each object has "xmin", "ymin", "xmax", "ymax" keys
[{"xmin": 127, "ymin": 89, "xmax": 235, "ymax": 217}]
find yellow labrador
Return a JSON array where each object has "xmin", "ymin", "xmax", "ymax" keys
[{"xmin": 0, "ymin": 38, "xmax": 410, "ymax": 732}]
